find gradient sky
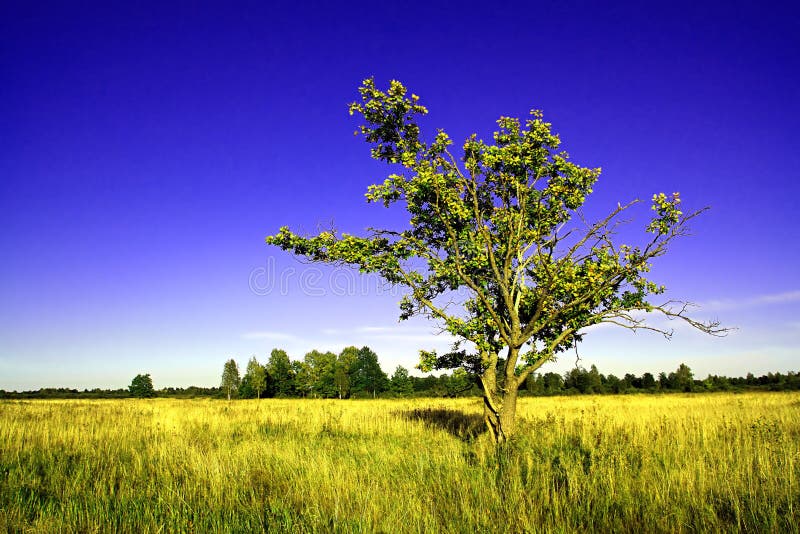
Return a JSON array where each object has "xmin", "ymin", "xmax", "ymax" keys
[{"xmin": 2, "ymin": 1, "xmax": 799, "ymax": 390}]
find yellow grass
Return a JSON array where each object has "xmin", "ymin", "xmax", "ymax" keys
[{"xmin": 1, "ymin": 393, "xmax": 798, "ymax": 532}]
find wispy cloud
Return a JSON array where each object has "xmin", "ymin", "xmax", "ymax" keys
[
  {"xmin": 317, "ymin": 324, "xmax": 459, "ymax": 344},
  {"xmin": 755, "ymin": 290, "xmax": 800, "ymax": 305},
  {"xmin": 356, "ymin": 326, "xmax": 394, "ymax": 333},
  {"xmin": 241, "ymin": 331, "xmax": 296, "ymax": 341},
  {"xmin": 323, "ymin": 324, "xmax": 441, "ymax": 335},
  {"xmin": 366, "ymin": 333, "xmax": 459, "ymax": 343},
  {"xmin": 321, "ymin": 328, "xmax": 341, "ymax": 335},
  {"xmin": 702, "ymin": 290, "xmax": 800, "ymax": 311}
]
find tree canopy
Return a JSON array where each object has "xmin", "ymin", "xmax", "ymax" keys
[
  {"xmin": 129, "ymin": 373, "xmax": 154, "ymax": 398},
  {"xmin": 267, "ymin": 78, "xmax": 726, "ymax": 443},
  {"xmin": 267, "ymin": 349, "xmax": 294, "ymax": 397},
  {"xmin": 221, "ymin": 359, "xmax": 241, "ymax": 401},
  {"xmin": 243, "ymin": 355, "xmax": 267, "ymax": 399}
]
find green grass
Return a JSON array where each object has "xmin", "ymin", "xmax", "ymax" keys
[{"xmin": 1, "ymin": 393, "xmax": 798, "ymax": 532}]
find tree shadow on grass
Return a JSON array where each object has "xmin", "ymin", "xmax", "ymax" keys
[{"xmin": 401, "ymin": 407, "xmax": 486, "ymax": 441}]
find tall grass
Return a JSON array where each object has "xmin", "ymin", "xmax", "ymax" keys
[{"xmin": 1, "ymin": 393, "xmax": 798, "ymax": 532}]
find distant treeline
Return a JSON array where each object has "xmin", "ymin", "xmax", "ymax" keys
[
  {"xmin": 0, "ymin": 386, "xmax": 222, "ymax": 400},
  {"xmin": 2, "ymin": 347, "xmax": 799, "ymax": 400}
]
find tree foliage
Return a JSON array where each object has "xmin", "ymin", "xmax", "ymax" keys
[
  {"xmin": 221, "ymin": 359, "xmax": 240, "ymax": 401},
  {"xmin": 245, "ymin": 355, "xmax": 267, "ymax": 399},
  {"xmin": 445, "ymin": 368, "xmax": 476, "ymax": 397},
  {"xmin": 267, "ymin": 349, "xmax": 294, "ymax": 397},
  {"xmin": 390, "ymin": 365, "xmax": 414, "ymax": 397},
  {"xmin": 6, "ymin": 361, "xmax": 799, "ymax": 401},
  {"xmin": 350, "ymin": 346, "xmax": 389, "ymax": 397},
  {"xmin": 266, "ymin": 78, "xmax": 726, "ymax": 443},
  {"xmin": 129, "ymin": 373, "xmax": 154, "ymax": 398},
  {"xmin": 670, "ymin": 363, "xmax": 695, "ymax": 392},
  {"xmin": 336, "ymin": 346, "xmax": 360, "ymax": 398},
  {"xmin": 241, "ymin": 355, "xmax": 267, "ymax": 399},
  {"xmin": 304, "ymin": 350, "xmax": 338, "ymax": 398}
]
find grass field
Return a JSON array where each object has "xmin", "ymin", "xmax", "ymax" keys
[{"xmin": 1, "ymin": 393, "xmax": 798, "ymax": 533}]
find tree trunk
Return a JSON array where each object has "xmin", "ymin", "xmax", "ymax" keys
[
  {"xmin": 483, "ymin": 396, "xmax": 503, "ymax": 443},
  {"xmin": 500, "ymin": 386, "xmax": 518, "ymax": 438},
  {"xmin": 482, "ymin": 383, "xmax": 520, "ymax": 445},
  {"xmin": 479, "ymin": 353, "xmax": 522, "ymax": 446}
]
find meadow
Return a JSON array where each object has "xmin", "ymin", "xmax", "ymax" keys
[{"xmin": 1, "ymin": 393, "xmax": 798, "ymax": 533}]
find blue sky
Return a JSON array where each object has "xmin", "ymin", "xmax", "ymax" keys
[{"xmin": 2, "ymin": 1, "xmax": 798, "ymax": 390}]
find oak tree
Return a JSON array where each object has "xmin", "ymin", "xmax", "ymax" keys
[
  {"xmin": 129, "ymin": 373, "xmax": 155, "ymax": 398},
  {"xmin": 266, "ymin": 79, "xmax": 725, "ymax": 444}
]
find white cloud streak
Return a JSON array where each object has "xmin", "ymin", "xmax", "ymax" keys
[
  {"xmin": 320, "ymin": 324, "xmax": 458, "ymax": 344},
  {"xmin": 702, "ymin": 290, "xmax": 800, "ymax": 311},
  {"xmin": 356, "ymin": 326, "xmax": 394, "ymax": 333},
  {"xmin": 241, "ymin": 331, "xmax": 296, "ymax": 341}
]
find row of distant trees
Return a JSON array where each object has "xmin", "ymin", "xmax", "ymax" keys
[
  {"xmin": 218, "ymin": 351, "xmax": 800, "ymax": 399},
  {"xmin": 2, "ymin": 350, "xmax": 799, "ymax": 399},
  {"xmin": 528, "ymin": 364, "xmax": 770, "ymax": 395},
  {"xmin": 220, "ymin": 346, "xmax": 403, "ymax": 400}
]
